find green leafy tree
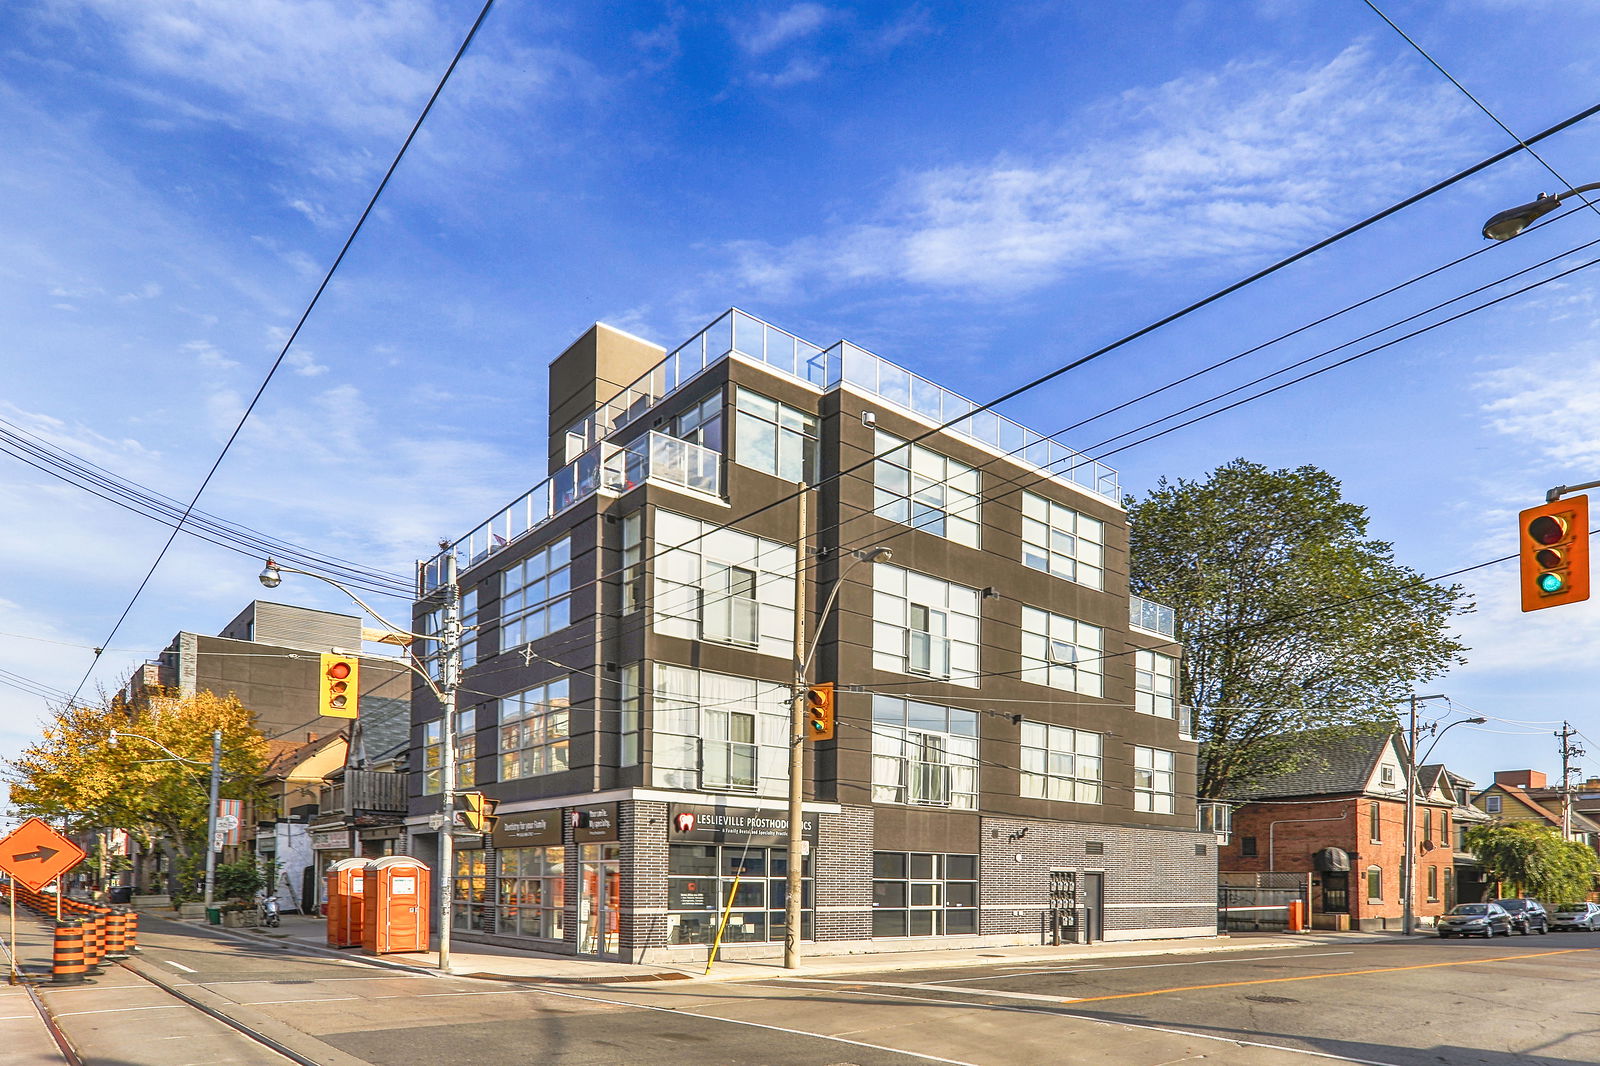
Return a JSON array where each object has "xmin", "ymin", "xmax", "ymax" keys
[
  {"xmin": 5, "ymin": 690, "xmax": 267, "ymax": 900},
  {"xmin": 1465, "ymin": 822, "xmax": 1600, "ymax": 902},
  {"xmin": 1126, "ymin": 460, "xmax": 1471, "ymax": 798}
]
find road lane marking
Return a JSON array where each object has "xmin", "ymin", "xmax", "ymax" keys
[
  {"xmin": 1060, "ymin": 947, "xmax": 1594, "ymax": 1003},
  {"xmin": 243, "ymin": 996, "xmax": 362, "ymax": 1005},
  {"xmin": 164, "ymin": 960, "xmax": 197, "ymax": 973},
  {"xmin": 939, "ymin": 951, "xmax": 1357, "ymax": 982},
  {"xmin": 528, "ymin": 984, "xmax": 981, "ymax": 1065},
  {"xmin": 823, "ymin": 986, "xmax": 1408, "ymax": 1066},
  {"xmin": 52, "ymin": 1005, "xmax": 185, "ymax": 1018},
  {"xmin": 796, "ymin": 979, "xmax": 1081, "ymax": 1004}
]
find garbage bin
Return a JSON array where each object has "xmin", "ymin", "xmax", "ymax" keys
[
  {"xmin": 205, "ymin": 907, "xmax": 222, "ymax": 925},
  {"xmin": 109, "ymin": 886, "xmax": 132, "ymax": 905}
]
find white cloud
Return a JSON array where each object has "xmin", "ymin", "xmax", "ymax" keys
[
  {"xmin": 735, "ymin": 4, "xmax": 835, "ymax": 55},
  {"xmin": 717, "ymin": 46, "xmax": 1466, "ymax": 295},
  {"xmin": 1479, "ymin": 343, "xmax": 1600, "ymax": 465},
  {"xmin": 284, "ymin": 349, "xmax": 328, "ymax": 377},
  {"xmin": 185, "ymin": 339, "xmax": 239, "ymax": 370}
]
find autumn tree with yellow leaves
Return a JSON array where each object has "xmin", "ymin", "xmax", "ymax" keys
[{"xmin": 5, "ymin": 690, "xmax": 267, "ymax": 898}]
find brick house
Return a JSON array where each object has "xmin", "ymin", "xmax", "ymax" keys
[{"xmin": 1219, "ymin": 732, "xmax": 1457, "ymax": 931}]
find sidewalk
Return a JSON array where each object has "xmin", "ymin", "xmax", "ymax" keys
[{"xmin": 188, "ymin": 911, "xmax": 1414, "ymax": 985}]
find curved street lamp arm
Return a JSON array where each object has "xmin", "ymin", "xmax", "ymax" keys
[
  {"xmin": 1417, "ymin": 716, "xmax": 1488, "ymax": 769},
  {"xmin": 261, "ymin": 560, "xmax": 431, "ymax": 642},
  {"xmin": 798, "ymin": 547, "xmax": 892, "ymax": 680}
]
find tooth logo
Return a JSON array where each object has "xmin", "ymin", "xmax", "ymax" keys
[{"xmin": 674, "ymin": 812, "xmax": 696, "ymax": 833}]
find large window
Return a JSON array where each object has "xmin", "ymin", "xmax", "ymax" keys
[
  {"xmin": 452, "ymin": 849, "xmax": 489, "ymax": 932},
  {"xmin": 667, "ymin": 844, "xmax": 811, "ymax": 945},
  {"xmin": 651, "ymin": 666, "xmax": 790, "ymax": 794},
  {"xmin": 422, "ymin": 707, "xmax": 475, "ymax": 793},
  {"xmin": 1020, "ymin": 492, "xmax": 1104, "ymax": 589},
  {"xmin": 734, "ymin": 387, "xmax": 817, "ymax": 483},
  {"xmin": 1134, "ymin": 650, "xmax": 1176, "ymax": 718},
  {"xmin": 871, "ymin": 696, "xmax": 978, "ymax": 809},
  {"xmin": 619, "ymin": 662, "xmax": 641, "ymax": 767},
  {"xmin": 619, "ymin": 511, "xmax": 643, "ymax": 614},
  {"xmin": 1020, "ymin": 606, "xmax": 1103, "ymax": 697},
  {"xmin": 871, "ymin": 852, "xmax": 978, "ymax": 937},
  {"xmin": 1370, "ymin": 803, "xmax": 1382, "ymax": 842},
  {"xmin": 673, "ymin": 389, "xmax": 724, "ymax": 451},
  {"xmin": 654, "ymin": 510, "xmax": 796, "ymax": 658},
  {"xmin": 1019, "ymin": 721, "xmax": 1102, "ymax": 803},
  {"xmin": 499, "ymin": 678, "xmax": 570, "ymax": 781},
  {"xmin": 419, "ymin": 590, "xmax": 476, "ymax": 677},
  {"xmin": 498, "ymin": 846, "xmax": 564, "ymax": 941},
  {"xmin": 873, "ymin": 430, "xmax": 980, "ymax": 548},
  {"xmin": 501, "ymin": 537, "xmax": 572, "ymax": 648},
  {"xmin": 1366, "ymin": 865, "xmax": 1383, "ymax": 903},
  {"xmin": 872, "ymin": 562, "xmax": 980, "ymax": 686},
  {"xmin": 1132, "ymin": 745, "xmax": 1176, "ymax": 814}
]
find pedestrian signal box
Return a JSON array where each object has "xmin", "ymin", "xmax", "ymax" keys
[{"xmin": 1520, "ymin": 496, "xmax": 1590, "ymax": 612}]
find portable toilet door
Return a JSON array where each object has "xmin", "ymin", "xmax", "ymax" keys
[
  {"xmin": 325, "ymin": 858, "xmax": 368, "ymax": 948},
  {"xmin": 361, "ymin": 856, "xmax": 431, "ymax": 955}
]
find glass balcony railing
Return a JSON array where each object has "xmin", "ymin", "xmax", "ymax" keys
[
  {"xmin": 562, "ymin": 308, "xmax": 1119, "ymax": 502},
  {"xmin": 421, "ymin": 431, "xmax": 721, "ymax": 591},
  {"xmin": 1130, "ymin": 595, "xmax": 1176, "ymax": 637}
]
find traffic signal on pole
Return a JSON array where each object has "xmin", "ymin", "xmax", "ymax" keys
[
  {"xmin": 319, "ymin": 653, "xmax": 359, "ymax": 718},
  {"xmin": 457, "ymin": 791, "xmax": 499, "ymax": 833},
  {"xmin": 804, "ymin": 682, "xmax": 835, "ymax": 741},
  {"xmin": 1519, "ymin": 495, "xmax": 1590, "ymax": 612}
]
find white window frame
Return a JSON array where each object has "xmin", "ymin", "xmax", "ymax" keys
[
  {"xmin": 653, "ymin": 511, "xmax": 796, "ymax": 658},
  {"xmin": 872, "ymin": 562, "xmax": 981, "ymax": 687},
  {"xmin": 1019, "ymin": 721, "xmax": 1102, "ymax": 803},
  {"xmin": 873, "ymin": 430, "xmax": 980, "ymax": 548},
  {"xmin": 1020, "ymin": 606, "xmax": 1103, "ymax": 697},
  {"xmin": 1134, "ymin": 649, "xmax": 1176, "ymax": 718},
  {"xmin": 1484, "ymin": 794, "xmax": 1502, "ymax": 814},
  {"xmin": 500, "ymin": 537, "xmax": 573, "ymax": 650},
  {"xmin": 733, "ymin": 387, "xmax": 817, "ymax": 483},
  {"xmin": 651, "ymin": 666, "xmax": 791, "ymax": 795},
  {"xmin": 499, "ymin": 679, "xmax": 571, "ymax": 781},
  {"xmin": 1133, "ymin": 745, "xmax": 1176, "ymax": 814},
  {"xmin": 871, "ymin": 696, "xmax": 978, "ymax": 809},
  {"xmin": 1020, "ymin": 491, "xmax": 1104, "ymax": 589}
]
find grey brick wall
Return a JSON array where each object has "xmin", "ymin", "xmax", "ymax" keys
[
  {"xmin": 623, "ymin": 800, "xmax": 668, "ymax": 949},
  {"xmin": 816, "ymin": 804, "xmax": 873, "ymax": 941},
  {"xmin": 978, "ymin": 816, "xmax": 1217, "ymax": 940}
]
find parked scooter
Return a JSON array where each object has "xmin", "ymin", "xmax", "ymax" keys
[{"xmin": 259, "ymin": 894, "xmax": 281, "ymax": 927}]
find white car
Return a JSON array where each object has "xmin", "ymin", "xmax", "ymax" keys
[{"xmin": 1549, "ymin": 902, "xmax": 1600, "ymax": 931}]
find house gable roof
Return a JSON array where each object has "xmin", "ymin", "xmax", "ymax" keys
[{"xmin": 1224, "ymin": 730, "xmax": 1409, "ymax": 800}]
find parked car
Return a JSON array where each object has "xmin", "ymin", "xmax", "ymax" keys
[
  {"xmin": 1438, "ymin": 902, "xmax": 1513, "ymax": 938},
  {"xmin": 1493, "ymin": 898, "xmax": 1550, "ymax": 935},
  {"xmin": 1549, "ymin": 902, "xmax": 1600, "ymax": 931}
]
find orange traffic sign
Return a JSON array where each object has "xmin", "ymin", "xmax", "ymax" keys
[{"xmin": 0, "ymin": 818, "xmax": 86, "ymax": 892}]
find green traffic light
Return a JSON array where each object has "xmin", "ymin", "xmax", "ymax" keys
[{"xmin": 1539, "ymin": 572, "xmax": 1565, "ymax": 593}]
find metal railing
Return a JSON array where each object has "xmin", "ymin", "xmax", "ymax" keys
[
  {"xmin": 1130, "ymin": 595, "xmax": 1176, "ymax": 637},
  {"xmin": 422, "ymin": 432, "xmax": 722, "ymax": 590},
  {"xmin": 701, "ymin": 738, "xmax": 759, "ymax": 793}
]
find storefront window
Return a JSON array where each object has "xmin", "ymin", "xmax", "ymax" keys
[
  {"xmin": 666, "ymin": 844, "xmax": 811, "ymax": 945},
  {"xmin": 497, "ymin": 846, "xmax": 564, "ymax": 940},
  {"xmin": 871, "ymin": 852, "xmax": 978, "ymax": 937},
  {"xmin": 453, "ymin": 849, "xmax": 490, "ymax": 932}
]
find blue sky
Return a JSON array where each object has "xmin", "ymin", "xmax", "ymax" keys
[{"xmin": 4, "ymin": 0, "xmax": 1599, "ymax": 793}]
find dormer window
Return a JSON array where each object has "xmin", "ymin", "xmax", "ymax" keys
[{"xmin": 1380, "ymin": 764, "xmax": 1396, "ymax": 786}]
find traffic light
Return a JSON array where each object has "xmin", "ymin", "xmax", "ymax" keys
[
  {"xmin": 319, "ymin": 653, "xmax": 359, "ymax": 718},
  {"xmin": 804, "ymin": 682, "xmax": 835, "ymax": 741},
  {"xmin": 456, "ymin": 791, "xmax": 499, "ymax": 833},
  {"xmin": 1519, "ymin": 495, "xmax": 1590, "ymax": 612}
]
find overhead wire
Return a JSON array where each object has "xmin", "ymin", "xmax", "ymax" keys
[{"xmin": 61, "ymin": 0, "xmax": 502, "ymax": 712}]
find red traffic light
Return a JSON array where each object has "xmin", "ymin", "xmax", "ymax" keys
[{"xmin": 326, "ymin": 661, "xmax": 352, "ymax": 680}]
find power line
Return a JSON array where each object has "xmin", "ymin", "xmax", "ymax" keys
[{"xmin": 63, "ymin": 0, "xmax": 502, "ymax": 710}]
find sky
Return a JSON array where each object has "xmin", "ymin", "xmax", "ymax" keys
[{"xmin": 3, "ymin": 0, "xmax": 1600, "ymax": 798}]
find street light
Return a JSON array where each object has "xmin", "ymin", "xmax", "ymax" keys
[
  {"xmin": 1402, "ymin": 698, "xmax": 1487, "ymax": 936},
  {"xmin": 110, "ymin": 728, "xmax": 223, "ymax": 907},
  {"xmin": 259, "ymin": 554, "xmax": 463, "ymax": 972},
  {"xmin": 1482, "ymin": 182, "xmax": 1600, "ymax": 240},
  {"xmin": 784, "ymin": 539, "xmax": 892, "ymax": 970}
]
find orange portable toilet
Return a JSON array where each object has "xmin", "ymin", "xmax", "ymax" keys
[
  {"xmin": 361, "ymin": 857, "xmax": 430, "ymax": 955},
  {"xmin": 325, "ymin": 858, "xmax": 369, "ymax": 948}
]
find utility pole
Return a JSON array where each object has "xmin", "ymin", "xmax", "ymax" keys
[
  {"xmin": 784, "ymin": 489, "xmax": 808, "ymax": 970},
  {"xmin": 437, "ymin": 546, "xmax": 461, "ymax": 973},
  {"xmin": 1403, "ymin": 694, "xmax": 1448, "ymax": 937},
  {"xmin": 1556, "ymin": 721, "xmax": 1584, "ymax": 841},
  {"xmin": 203, "ymin": 729, "xmax": 222, "ymax": 908}
]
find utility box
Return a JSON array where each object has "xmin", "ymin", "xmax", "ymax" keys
[
  {"xmin": 325, "ymin": 858, "xmax": 369, "ymax": 948},
  {"xmin": 361, "ymin": 857, "xmax": 430, "ymax": 955}
]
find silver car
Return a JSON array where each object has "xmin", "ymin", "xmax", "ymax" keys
[{"xmin": 1549, "ymin": 902, "xmax": 1600, "ymax": 931}]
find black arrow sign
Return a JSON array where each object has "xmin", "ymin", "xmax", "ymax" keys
[{"xmin": 11, "ymin": 846, "xmax": 60, "ymax": 863}]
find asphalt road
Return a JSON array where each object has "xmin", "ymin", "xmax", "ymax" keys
[{"xmin": 66, "ymin": 921, "xmax": 1600, "ymax": 1066}]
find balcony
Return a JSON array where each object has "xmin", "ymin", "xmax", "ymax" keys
[
  {"xmin": 562, "ymin": 308, "xmax": 1119, "ymax": 502},
  {"xmin": 1130, "ymin": 595, "xmax": 1176, "ymax": 638},
  {"xmin": 423, "ymin": 432, "xmax": 721, "ymax": 590},
  {"xmin": 700, "ymin": 738, "xmax": 759, "ymax": 793},
  {"xmin": 1198, "ymin": 801, "xmax": 1232, "ymax": 840}
]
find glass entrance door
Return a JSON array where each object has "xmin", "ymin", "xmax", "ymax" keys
[{"xmin": 579, "ymin": 843, "xmax": 621, "ymax": 956}]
